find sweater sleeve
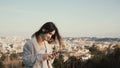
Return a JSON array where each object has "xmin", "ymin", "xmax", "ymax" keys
[{"xmin": 22, "ymin": 42, "xmax": 37, "ymax": 67}]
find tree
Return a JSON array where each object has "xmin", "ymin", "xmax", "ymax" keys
[{"xmin": 53, "ymin": 53, "xmax": 64, "ymax": 68}]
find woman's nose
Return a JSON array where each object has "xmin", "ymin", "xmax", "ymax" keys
[
  {"xmin": 49, "ymin": 35, "xmax": 52, "ymax": 38},
  {"xmin": 48, "ymin": 35, "xmax": 52, "ymax": 39}
]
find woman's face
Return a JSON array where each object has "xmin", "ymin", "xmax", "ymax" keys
[{"xmin": 43, "ymin": 30, "xmax": 55, "ymax": 41}]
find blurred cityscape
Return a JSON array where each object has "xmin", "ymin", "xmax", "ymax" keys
[{"xmin": 0, "ymin": 36, "xmax": 120, "ymax": 68}]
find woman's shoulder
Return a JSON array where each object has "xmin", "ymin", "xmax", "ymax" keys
[{"xmin": 24, "ymin": 39, "xmax": 33, "ymax": 48}]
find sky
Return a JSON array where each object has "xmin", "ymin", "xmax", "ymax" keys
[{"xmin": 0, "ymin": 0, "xmax": 120, "ymax": 38}]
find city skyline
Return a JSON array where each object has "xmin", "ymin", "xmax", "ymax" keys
[{"xmin": 0, "ymin": 0, "xmax": 120, "ymax": 38}]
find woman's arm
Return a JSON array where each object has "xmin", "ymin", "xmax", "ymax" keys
[{"xmin": 22, "ymin": 42, "xmax": 37, "ymax": 67}]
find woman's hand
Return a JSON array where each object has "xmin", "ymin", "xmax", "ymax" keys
[
  {"xmin": 42, "ymin": 54, "xmax": 49, "ymax": 60},
  {"xmin": 42, "ymin": 53, "xmax": 55, "ymax": 60},
  {"xmin": 41, "ymin": 52, "xmax": 59, "ymax": 61},
  {"xmin": 50, "ymin": 51, "xmax": 59, "ymax": 59}
]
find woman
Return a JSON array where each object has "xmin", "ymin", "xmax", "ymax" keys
[{"xmin": 22, "ymin": 22, "xmax": 62, "ymax": 68}]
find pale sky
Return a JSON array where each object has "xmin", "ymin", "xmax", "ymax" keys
[{"xmin": 0, "ymin": 0, "xmax": 120, "ymax": 38}]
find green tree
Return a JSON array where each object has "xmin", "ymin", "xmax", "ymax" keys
[{"xmin": 53, "ymin": 53, "xmax": 64, "ymax": 68}]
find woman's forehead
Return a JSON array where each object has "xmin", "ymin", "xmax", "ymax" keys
[{"xmin": 49, "ymin": 30, "xmax": 55, "ymax": 35}]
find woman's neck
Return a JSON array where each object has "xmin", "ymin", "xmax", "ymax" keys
[{"xmin": 37, "ymin": 36, "xmax": 44, "ymax": 46}]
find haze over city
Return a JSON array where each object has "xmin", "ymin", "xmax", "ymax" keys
[{"xmin": 0, "ymin": 0, "xmax": 120, "ymax": 38}]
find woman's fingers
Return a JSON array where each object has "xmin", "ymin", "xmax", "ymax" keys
[{"xmin": 42, "ymin": 52, "xmax": 59, "ymax": 61}]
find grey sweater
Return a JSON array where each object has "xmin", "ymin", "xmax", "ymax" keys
[{"xmin": 22, "ymin": 37, "xmax": 54, "ymax": 68}]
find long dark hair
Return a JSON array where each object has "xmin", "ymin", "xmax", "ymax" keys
[{"xmin": 32, "ymin": 22, "xmax": 62, "ymax": 45}]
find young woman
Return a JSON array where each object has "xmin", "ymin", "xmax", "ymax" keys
[{"xmin": 22, "ymin": 22, "xmax": 62, "ymax": 68}]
